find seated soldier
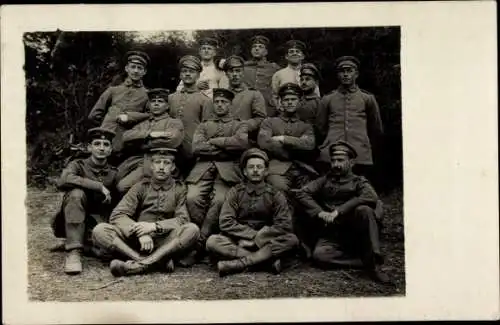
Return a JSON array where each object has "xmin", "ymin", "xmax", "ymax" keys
[
  {"xmin": 293, "ymin": 141, "xmax": 390, "ymax": 284},
  {"xmin": 206, "ymin": 148, "xmax": 299, "ymax": 277},
  {"xmin": 186, "ymin": 88, "xmax": 250, "ymax": 260},
  {"xmin": 88, "ymin": 51, "xmax": 152, "ymax": 154},
  {"xmin": 51, "ymin": 127, "xmax": 117, "ymax": 275},
  {"xmin": 115, "ymin": 88, "xmax": 184, "ymax": 195},
  {"xmin": 91, "ymin": 138, "xmax": 200, "ymax": 277}
]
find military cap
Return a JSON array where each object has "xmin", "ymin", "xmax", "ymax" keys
[
  {"xmin": 213, "ymin": 88, "xmax": 235, "ymax": 101},
  {"xmin": 178, "ymin": 55, "xmax": 202, "ymax": 72},
  {"xmin": 147, "ymin": 88, "xmax": 170, "ymax": 100},
  {"xmin": 250, "ymin": 35, "xmax": 270, "ymax": 47},
  {"xmin": 300, "ymin": 63, "xmax": 321, "ymax": 80},
  {"xmin": 199, "ymin": 37, "xmax": 219, "ymax": 48},
  {"xmin": 240, "ymin": 148, "xmax": 269, "ymax": 169},
  {"xmin": 329, "ymin": 140, "xmax": 358, "ymax": 159},
  {"xmin": 144, "ymin": 137, "xmax": 177, "ymax": 157},
  {"xmin": 278, "ymin": 82, "xmax": 303, "ymax": 98},
  {"xmin": 87, "ymin": 127, "xmax": 115, "ymax": 142},
  {"xmin": 336, "ymin": 56, "xmax": 360, "ymax": 69},
  {"xmin": 223, "ymin": 55, "xmax": 245, "ymax": 71},
  {"xmin": 125, "ymin": 50, "xmax": 150, "ymax": 67},
  {"xmin": 285, "ymin": 39, "xmax": 306, "ymax": 52}
]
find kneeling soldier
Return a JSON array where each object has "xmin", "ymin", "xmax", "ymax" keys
[
  {"xmin": 186, "ymin": 88, "xmax": 250, "ymax": 257},
  {"xmin": 92, "ymin": 138, "xmax": 200, "ymax": 277},
  {"xmin": 294, "ymin": 141, "xmax": 390, "ymax": 284},
  {"xmin": 206, "ymin": 148, "xmax": 299, "ymax": 277},
  {"xmin": 51, "ymin": 127, "xmax": 117, "ymax": 275}
]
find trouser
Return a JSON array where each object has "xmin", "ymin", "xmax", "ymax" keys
[
  {"xmin": 206, "ymin": 226, "xmax": 299, "ymax": 261},
  {"xmin": 312, "ymin": 205, "xmax": 382, "ymax": 269},
  {"xmin": 61, "ymin": 189, "xmax": 109, "ymax": 252},
  {"xmin": 91, "ymin": 222, "xmax": 200, "ymax": 265}
]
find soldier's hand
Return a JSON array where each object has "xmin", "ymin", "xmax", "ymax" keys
[
  {"xmin": 117, "ymin": 114, "xmax": 129, "ymax": 124},
  {"xmin": 101, "ymin": 185, "xmax": 112, "ymax": 204},
  {"xmin": 238, "ymin": 239, "xmax": 256, "ymax": 248},
  {"xmin": 149, "ymin": 131, "xmax": 164, "ymax": 138},
  {"xmin": 138, "ymin": 235, "xmax": 154, "ymax": 253},
  {"xmin": 318, "ymin": 211, "xmax": 330, "ymax": 221},
  {"xmin": 325, "ymin": 210, "xmax": 339, "ymax": 224},
  {"xmin": 132, "ymin": 222, "xmax": 157, "ymax": 237},
  {"xmin": 272, "ymin": 135, "xmax": 285, "ymax": 144},
  {"xmin": 197, "ymin": 80, "xmax": 210, "ymax": 90}
]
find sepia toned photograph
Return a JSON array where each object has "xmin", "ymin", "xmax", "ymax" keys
[{"xmin": 25, "ymin": 27, "xmax": 404, "ymax": 301}]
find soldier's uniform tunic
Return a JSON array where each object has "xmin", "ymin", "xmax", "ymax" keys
[{"xmin": 243, "ymin": 59, "xmax": 281, "ymax": 117}]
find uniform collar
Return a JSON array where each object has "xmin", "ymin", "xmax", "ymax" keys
[
  {"xmin": 338, "ymin": 84, "xmax": 359, "ymax": 94},
  {"xmin": 279, "ymin": 114, "xmax": 299, "ymax": 122},
  {"xmin": 85, "ymin": 157, "xmax": 109, "ymax": 172},
  {"xmin": 123, "ymin": 78, "xmax": 144, "ymax": 88},
  {"xmin": 230, "ymin": 83, "xmax": 248, "ymax": 93},
  {"xmin": 247, "ymin": 58, "xmax": 268, "ymax": 66},
  {"xmin": 212, "ymin": 116, "xmax": 233, "ymax": 123},
  {"xmin": 327, "ymin": 170, "xmax": 356, "ymax": 183},
  {"xmin": 150, "ymin": 177, "xmax": 174, "ymax": 191},
  {"xmin": 150, "ymin": 112, "xmax": 171, "ymax": 121},
  {"xmin": 245, "ymin": 181, "xmax": 267, "ymax": 195},
  {"xmin": 180, "ymin": 86, "xmax": 198, "ymax": 94}
]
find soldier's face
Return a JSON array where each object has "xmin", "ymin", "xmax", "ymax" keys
[
  {"xmin": 243, "ymin": 157, "xmax": 268, "ymax": 183},
  {"xmin": 300, "ymin": 75, "xmax": 317, "ymax": 92},
  {"xmin": 199, "ymin": 45, "xmax": 216, "ymax": 61},
  {"xmin": 227, "ymin": 67, "xmax": 244, "ymax": 85},
  {"xmin": 125, "ymin": 62, "xmax": 146, "ymax": 81},
  {"xmin": 180, "ymin": 67, "xmax": 200, "ymax": 85},
  {"xmin": 213, "ymin": 96, "xmax": 231, "ymax": 117},
  {"xmin": 88, "ymin": 139, "xmax": 112, "ymax": 160},
  {"xmin": 251, "ymin": 43, "xmax": 268, "ymax": 59},
  {"xmin": 149, "ymin": 97, "xmax": 169, "ymax": 116},
  {"xmin": 330, "ymin": 154, "xmax": 353, "ymax": 176},
  {"xmin": 337, "ymin": 66, "xmax": 358, "ymax": 86},
  {"xmin": 151, "ymin": 155, "xmax": 175, "ymax": 181},
  {"xmin": 285, "ymin": 48, "xmax": 305, "ymax": 64},
  {"xmin": 280, "ymin": 94, "xmax": 300, "ymax": 114}
]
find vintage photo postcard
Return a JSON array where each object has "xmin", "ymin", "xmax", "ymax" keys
[{"xmin": 1, "ymin": 1, "xmax": 498, "ymax": 323}]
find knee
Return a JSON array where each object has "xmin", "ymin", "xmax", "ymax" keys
[
  {"xmin": 284, "ymin": 233, "xmax": 300, "ymax": 249},
  {"xmin": 116, "ymin": 179, "xmax": 131, "ymax": 195},
  {"xmin": 180, "ymin": 223, "xmax": 200, "ymax": 241},
  {"xmin": 205, "ymin": 234, "xmax": 224, "ymax": 252},
  {"xmin": 355, "ymin": 205, "xmax": 375, "ymax": 217},
  {"xmin": 91, "ymin": 223, "xmax": 118, "ymax": 248},
  {"xmin": 67, "ymin": 189, "xmax": 86, "ymax": 202},
  {"xmin": 267, "ymin": 175, "xmax": 289, "ymax": 193},
  {"xmin": 312, "ymin": 246, "xmax": 329, "ymax": 263},
  {"xmin": 186, "ymin": 186, "xmax": 203, "ymax": 206}
]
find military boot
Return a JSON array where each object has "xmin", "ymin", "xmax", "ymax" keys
[
  {"xmin": 217, "ymin": 245, "xmax": 273, "ymax": 277},
  {"xmin": 64, "ymin": 249, "xmax": 83, "ymax": 275},
  {"xmin": 109, "ymin": 259, "xmax": 148, "ymax": 277}
]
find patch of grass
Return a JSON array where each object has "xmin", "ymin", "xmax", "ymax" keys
[{"xmin": 27, "ymin": 187, "xmax": 405, "ymax": 301}]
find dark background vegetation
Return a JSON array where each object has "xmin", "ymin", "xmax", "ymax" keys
[{"xmin": 24, "ymin": 27, "xmax": 401, "ymax": 190}]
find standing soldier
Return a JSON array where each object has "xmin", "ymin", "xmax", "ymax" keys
[
  {"xmin": 294, "ymin": 141, "xmax": 390, "ymax": 284},
  {"xmin": 186, "ymin": 88, "xmax": 250, "ymax": 258},
  {"xmin": 176, "ymin": 37, "xmax": 229, "ymax": 98},
  {"xmin": 168, "ymin": 55, "xmax": 213, "ymax": 177},
  {"xmin": 243, "ymin": 35, "xmax": 281, "ymax": 117},
  {"xmin": 115, "ymin": 88, "xmax": 184, "ymax": 195},
  {"xmin": 88, "ymin": 51, "xmax": 151, "ymax": 153},
  {"xmin": 317, "ymin": 56, "xmax": 384, "ymax": 181},
  {"xmin": 51, "ymin": 128, "xmax": 117, "ymax": 275},
  {"xmin": 223, "ymin": 55, "xmax": 267, "ymax": 143},
  {"xmin": 206, "ymin": 148, "xmax": 299, "ymax": 276},
  {"xmin": 91, "ymin": 139, "xmax": 200, "ymax": 277},
  {"xmin": 271, "ymin": 40, "xmax": 320, "ymax": 103}
]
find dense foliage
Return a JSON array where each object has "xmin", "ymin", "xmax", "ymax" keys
[{"xmin": 25, "ymin": 27, "xmax": 401, "ymax": 189}]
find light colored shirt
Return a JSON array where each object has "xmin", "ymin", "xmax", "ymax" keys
[{"xmin": 271, "ymin": 65, "xmax": 321, "ymax": 98}]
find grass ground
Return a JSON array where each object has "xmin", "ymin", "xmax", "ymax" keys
[{"xmin": 27, "ymin": 186, "xmax": 405, "ymax": 301}]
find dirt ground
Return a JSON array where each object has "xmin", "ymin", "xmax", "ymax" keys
[{"xmin": 27, "ymin": 186, "xmax": 405, "ymax": 301}]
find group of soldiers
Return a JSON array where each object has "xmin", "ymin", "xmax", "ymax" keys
[{"xmin": 51, "ymin": 35, "xmax": 390, "ymax": 284}]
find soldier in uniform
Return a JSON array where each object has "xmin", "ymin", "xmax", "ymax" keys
[
  {"xmin": 206, "ymin": 148, "xmax": 299, "ymax": 276},
  {"xmin": 51, "ymin": 127, "xmax": 117, "ymax": 275},
  {"xmin": 88, "ymin": 51, "xmax": 151, "ymax": 154},
  {"xmin": 168, "ymin": 55, "xmax": 214, "ymax": 178},
  {"xmin": 186, "ymin": 88, "xmax": 250, "ymax": 258},
  {"xmin": 176, "ymin": 37, "xmax": 229, "ymax": 98},
  {"xmin": 294, "ymin": 141, "xmax": 390, "ymax": 284},
  {"xmin": 243, "ymin": 35, "xmax": 281, "ymax": 117},
  {"xmin": 222, "ymin": 55, "xmax": 267, "ymax": 143},
  {"xmin": 317, "ymin": 56, "xmax": 384, "ymax": 181},
  {"xmin": 271, "ymin": 40, "xmax": 320, "ymax": 103},
  {"xmin": 115, "ymin": 88, "xmax": 184, "ymax": 195},
  {"xmin": 91, "ymin": 138, "xmax": 200, "ymax": 277}
]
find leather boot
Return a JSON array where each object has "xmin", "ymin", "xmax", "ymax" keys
[
  {"xmin": 64, "ymin": 249, "xmax": 83, "ymax": 275},
  {"xmin": 217, "ymin": 245, "xmax": 273, "ymax": 277},
  {"xmin": 109, "ymin": 259, "xmax": 147, "ymax": 277},
  {"xmin": 111, "ymin": 237, "xmax": 142, "ymax": 261}
]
